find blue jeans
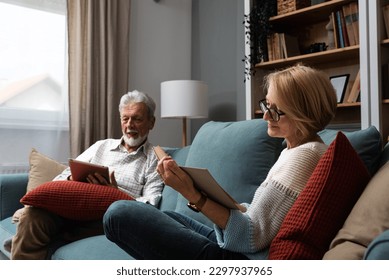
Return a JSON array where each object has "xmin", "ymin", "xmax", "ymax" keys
[{"xmin": 103, "ymin": 200, "xmax": 248, "ymax": 260}]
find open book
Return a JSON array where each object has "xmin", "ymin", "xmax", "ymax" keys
[{"xmin": 154, "ymin": 146, "xmax": 245, "ymax": 211}]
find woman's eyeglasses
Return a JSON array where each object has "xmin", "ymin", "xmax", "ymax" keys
[{"xmin": 259, "ymin": 99, "xmax": 285, "ymax": 122}]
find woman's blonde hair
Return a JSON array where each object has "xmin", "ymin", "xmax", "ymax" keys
[{"xmin": 264, "ymin": 64, "xmax": 337, "ymax": 140}]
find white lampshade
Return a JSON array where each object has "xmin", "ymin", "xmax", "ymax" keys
[{"xmin": 160, "ymin": 80, "xmax": 208, "ymax": 119}]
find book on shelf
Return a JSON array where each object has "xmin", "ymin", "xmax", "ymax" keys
[
  {"xmin": 267, "ymin": 35, "xmax": 274, "ymax": 61},
  {"xmin": 347, "ymin": 70, "xmax": 360, "ymax": 103},
  {"xmin": 266, "ymin": 32, "xmax": 299, "ymax": 61},
  {"xmin": 273, "ymin": 33, "xmax": 282, "ymax": 60},
  {"xmin": 382, "ymin": 63, "xmax": 389, "ymax": 100},
  {"xmin": 383, "ymin": 4, "xmax": 389, "ymax": 39},
  {"xmin": 335, "ymin": 10, "xmax": 349, "ymax": 48},
  {"xmin": 339, "ymin": 8, "xmax": 349, "ymax": 47},
  {"xmin": 330, "ymin": 12, "xmax": 340, "ymax": 49},
  {"xmin": 281, "ymin": 33, "xmax": 300, "ymax": 58},
  {"xmin": 342, "ymin": 4, "xmax": 356, "ymax": 46},
  {"xmin": 349, "ymin": 1, "xmax": 359, "ymax": 44}
]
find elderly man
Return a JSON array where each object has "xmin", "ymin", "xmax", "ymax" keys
[{"xmin": 10, "ymin": 90, "xmax": 164, "ymax": 259}]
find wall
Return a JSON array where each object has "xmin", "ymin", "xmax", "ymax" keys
[
  {"xmin": 129, "ymin": 0, "xmax": 245, "ymax": 147},
  {"xmin": 129, "ymin": 0, "xmax": 192, "ymax": 148}
]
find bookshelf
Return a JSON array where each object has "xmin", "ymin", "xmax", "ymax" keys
[{"xmin": 245, "ymin": 0, "xmax": 389, "ymax": 142}]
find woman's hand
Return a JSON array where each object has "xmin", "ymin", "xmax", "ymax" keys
[
  {"xmin": 157, "ymin": 156, "xmax": 231, "ymax": 229},
  {"xmin": 157, "ymin": 156, "xmax": 200, "ymax": 202}
]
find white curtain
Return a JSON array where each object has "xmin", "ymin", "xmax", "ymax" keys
[{"xmin": 0, "ymin": 0, "xmax": 69, "ymax": 173}]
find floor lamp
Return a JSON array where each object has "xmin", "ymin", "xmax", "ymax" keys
[{"xmin": 161, "ymin": 80, "xmax": 208, "ymax": 147}]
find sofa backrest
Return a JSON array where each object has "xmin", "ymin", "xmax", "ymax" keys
[
  {"xmin": 160, "ymin": 120, "xmax": 383, "ymax": 228},
  {"xmin": 318, "ymin": 126, "xmax": 383, "ymax": 175},
  {"xmin": 160, "ymin": 119, "xmax": 284, "ymax": 227}
]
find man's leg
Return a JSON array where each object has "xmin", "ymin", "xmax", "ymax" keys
[{"xmin": 11, "ymin": 207, "xmax": 64, "ymax": 260}]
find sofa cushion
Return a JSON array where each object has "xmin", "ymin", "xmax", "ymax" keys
[
  {"xmin": 318, "ymin": 126, "xmax": 382, "ymax": 175},
  {"xmin": 27, "ymin": 148, "xmax": 67, "ymax": 192},
  {"xmin": 174, "ymin": 119, "xmax": 284, "ymax": 226},
  {"xmin": 323, "ymin": 161, "xmax": 389, "ymax": 259},
  {"xmin": 20, "ymin": 181, "xmax": 133, "ymax": 221},
  {"xmin": 269, "ymin": 132, "xmax": 370, "ymax": 259}
]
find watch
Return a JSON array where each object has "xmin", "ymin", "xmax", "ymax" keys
[{"xmin": 187, "ymin": 193, "xmax": 207, "ymax": 212}]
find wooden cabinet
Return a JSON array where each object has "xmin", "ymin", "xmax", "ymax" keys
[{"xmin": 244, "ymin": 0, "xmax": 389, "ymax": 142}]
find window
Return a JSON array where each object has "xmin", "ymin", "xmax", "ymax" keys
[{"xmin": 0, "ymin": 0, "xmax": 69, "ymax": 173}]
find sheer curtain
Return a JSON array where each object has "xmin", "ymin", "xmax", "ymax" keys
[
  {"xmin": 67, "ymin": 0, "xmax": 131, "ymax": 157},
  {"xmin": 0, "ymin": 0, "xmax": 69, "ymax": 173}
]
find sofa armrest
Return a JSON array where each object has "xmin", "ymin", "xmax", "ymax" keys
[{"xmin": 0, "ymin": 173, "xmax": 28, "ymax": 220}]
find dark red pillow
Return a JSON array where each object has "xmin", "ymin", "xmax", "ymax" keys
[
  {"xmin": 268, "ymin": 132, "xmax": 370, "ymax": 259},
  {"xmin": 20, "ymin": 181, "xmax": 134, "ymax": 221}
]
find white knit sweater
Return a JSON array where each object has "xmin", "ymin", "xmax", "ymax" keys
[{"xmin": 214, "ymin": 141, "xmax": 328, "ymax": 259}]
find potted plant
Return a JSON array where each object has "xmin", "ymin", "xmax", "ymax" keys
[{"xmin": 243, "ymin": 0, "xmax": 277, "ymax": 81}]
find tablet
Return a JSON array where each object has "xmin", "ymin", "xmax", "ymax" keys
[{"xmin": 69, "ymin": 159, "xmax": 110, "ymax": 183}]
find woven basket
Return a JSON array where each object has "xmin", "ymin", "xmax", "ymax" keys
[{"xmin": 277, "ymin": 0, "xmax": 311, "ymax": 15}]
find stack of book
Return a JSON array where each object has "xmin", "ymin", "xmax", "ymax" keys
[
  {"xmin": 330, "ymin": 1, "xmax": 359, "ymax": 49},
  {"xmin": 266, "ymin": 33, "xmax": 300, "ymax": 61}
]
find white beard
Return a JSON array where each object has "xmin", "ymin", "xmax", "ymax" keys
[{"xmin": 123, "ymin": 132, "xmax": 147, "ymax": 148}]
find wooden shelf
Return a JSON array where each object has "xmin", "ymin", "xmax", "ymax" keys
[
  {"xmin": 255, "ymin": 45, "xmax": 359, "ymax": 69},
  {"xmin": 270, "ymin": 0, "xmax": 356, "ymax": 26},
  {"xmin": 337, "ymin": 102, "xmax": 360, "ymax": 108}
]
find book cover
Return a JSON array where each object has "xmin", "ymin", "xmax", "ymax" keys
[
  {"xmin": 347, "ymin": 70, "xmax": 361, "ymax": 103},
  {"xmin": 383, "ymin": 4, "xmax": 389, "ymax": 39},
  {"xmin": 350, "ymin": 2, "xmax": 359, "ymax": 44},
  {"xmin": 69, "ymin": 159, "xmax": 110, "ymax": 183},
  {"xmin": 382, "ymin": 64, "xmax": 389, "ymax": 99},
  {"xmin": 330, "ymin": 12, "xmax": 340, "ymax": 49},
  {"xmin": 342, "ymin": 4, "xmax": 356, "ymax": 46},
  {"xmin": 339, "ymin": 8, "xmax": 349, "ymax": 47},
  {"xmin": 336, "ymin": 10, "xmax": 345, "ymax": 48},
  {"xmin": 282, "ymin": 33, "xmax": 300, "ymax": 58},
  {"xmin": 267, "ymin": 35, "xmax": 274, "ymax": 61}
]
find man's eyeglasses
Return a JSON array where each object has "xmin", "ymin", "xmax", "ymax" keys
[{"xmin": 259, "ymin": 99, "xmax": 285, "ymax": 122}]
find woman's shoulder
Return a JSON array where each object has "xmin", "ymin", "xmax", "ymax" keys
[
  {"xmin": 284, "ymin": 141, "xmax": 327, "ymax": 158},
  {"xmin": 277, "ymin": 142, "xmax": 327, "ymax": 172}
]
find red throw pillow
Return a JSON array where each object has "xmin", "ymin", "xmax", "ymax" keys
[
  {"xmin": 268, "ymin": 132, "xmax": 371, "ymax": 259},
  {"xmin": 20, "ymin": 181, "xmax": 134, "ymax": 221}
]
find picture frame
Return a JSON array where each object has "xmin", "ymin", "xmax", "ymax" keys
[{"xmin": 330, "ymin": 74, "xmax": 350, "ymax": 103}]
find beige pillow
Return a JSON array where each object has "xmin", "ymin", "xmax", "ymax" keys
[
  {"xmin": 12, "ymin": 149, "xmax": 67, "ymax": 223},
  {"xmin": 26, "ymin": 148, "xmax": 67, "ymax": 192},
  {"xmin": 323, "ymin": 161, "xmax": 389, "ymax": 259}
]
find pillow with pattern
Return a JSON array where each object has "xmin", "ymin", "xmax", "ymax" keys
[
  {"xmin": 20, "ymin": 181, "xmax": 134, "ymax": 221},
  {"xmin": 269, "ymin": 132, "xmax": 370, "ymax": 259}
]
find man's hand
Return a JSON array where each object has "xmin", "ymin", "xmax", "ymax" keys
[{"xmin": 86, "ymin": 171, "xmax": 118, "ymax": 188}]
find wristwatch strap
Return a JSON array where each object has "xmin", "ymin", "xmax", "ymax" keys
[{"xmin": 187, "ymin": 193, "xmax": 207, "ymax": 212}]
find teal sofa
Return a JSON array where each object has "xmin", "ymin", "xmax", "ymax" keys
[{"xmin": 0, "ymin": 119, "xmax": 388, "ymax": 260}]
